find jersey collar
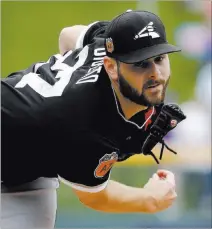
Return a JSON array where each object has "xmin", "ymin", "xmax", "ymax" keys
[{"xmin": 111, "ymin": 86, "xmax": 155, "ymax": 130}]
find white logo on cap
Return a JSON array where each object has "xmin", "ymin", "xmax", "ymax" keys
[{"xmin": 134, "ymin": 22, "xmax": 160, "ymax": 40}]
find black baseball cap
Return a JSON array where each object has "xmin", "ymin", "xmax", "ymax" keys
[{"xmin": 104, "ymin": 10, "xmax": 181, "ymax": 64}]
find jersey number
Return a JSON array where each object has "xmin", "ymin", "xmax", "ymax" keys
[{"xmin": 15, "ymin": 47, "xmax": 89, "ymax": 98}]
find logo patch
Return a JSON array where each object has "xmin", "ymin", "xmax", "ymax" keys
[
  {"xmin": 106, "ymin": 38, "xmax": 114, "ymax": 53},
  {"xmin": 170, "ymin": 119, "xmax": 178, "ymax": 128},
  {"xmin": 94, "ymin": 152, "xmax": 118, "ymax": 178},
  {"xmin": 134, "ymin": 22, "xmax": 160, "ymax": 40}
]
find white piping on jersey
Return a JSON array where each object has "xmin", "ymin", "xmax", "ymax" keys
[
  {"xmin": 111, "ymin": 87, "xmax": 155, "ymax": 130},
  {"xmin": 58, "ymin": 175, "xmax": 109, "ymax": 193}
]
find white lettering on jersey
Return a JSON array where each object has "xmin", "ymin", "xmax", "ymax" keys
[
  {"xmin": 94, "ymin": 48, "xmax": 106, "ymax": 56},
  {"xmin": 15, "ymin": 47, "xmax": 89, "ymax": 97},
  {"xmin": 76, "ymin": 48, "xmax": 106, "ymax": 84}
]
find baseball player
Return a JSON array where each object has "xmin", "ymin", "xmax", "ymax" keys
[{"xmin": 1, "ymin": 10, "xmax": 186, "ymax": 229}]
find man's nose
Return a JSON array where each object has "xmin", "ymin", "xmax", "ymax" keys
[{"xmin": 149, "ymin": 63, "xmax": 162, "ymax": 80}]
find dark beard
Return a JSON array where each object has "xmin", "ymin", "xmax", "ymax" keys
[{"xmin": 118, "ymin": 71, "xmax": 169, "ymax": 107}]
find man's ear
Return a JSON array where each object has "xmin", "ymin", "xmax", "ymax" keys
[{"xmin": 103, "ymin": 56, "xmax": 118, "ymax": 81}]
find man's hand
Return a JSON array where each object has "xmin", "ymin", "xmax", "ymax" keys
[
  {"xmin": 70, "ymin": 170, "xmax": 177, "ymax": 214},
  {"xmin": 143, "ymin": 170, "xmax": 177, "ymax": 213}
]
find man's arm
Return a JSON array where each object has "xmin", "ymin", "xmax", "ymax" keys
[
  {"xmin": 57, "ymin": 131, "xmax": 176, "ymax": 214},
  {"xmin": 59, "ymin": 21, "xmax": 109, "ymax": 55},
  {"xmin": 59, "ymin": 25, "xmax": 87, "ymax": 55},
  {"xmin": 71, "ymin": 170, "xmax": 177, "ymax": 213}
]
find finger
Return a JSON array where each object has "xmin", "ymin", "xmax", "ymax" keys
[
  {"xmin": 158, "ymin": 198, "xmax": 175, "ymax": 211},
  {"xmin": 167, "ymin": 190, "xmax": 177, "ymax": 199},
  {"xmin": 152, "ymin": 173, "xmax": 160, "ymax": 180},
  {"xmin": 166, "ymin": 174, "xmax": 175, "ymax": 187},
  {"xmin": 163, "ymin": 198, "xmax": 177, "ymax": 209},
  {"xmin": 157, "ymin": 169, "xmax": 174, "ymax": 178},
  {"xmin": 157, "ymin": 170, "xmax": 168, "ymax": 179},
  {"xmin": 157, "ymin": 170, "xmax": 175, "ymax": 186}
]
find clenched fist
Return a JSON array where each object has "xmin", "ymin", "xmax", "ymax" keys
[{"xmin": 144, "ymin": 170, "xmax": 177, "ymax": 213}]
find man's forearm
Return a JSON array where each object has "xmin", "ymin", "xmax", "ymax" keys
[{"xmin": 76, "ymin": 180, "xmax": 155, "ymax": 213}]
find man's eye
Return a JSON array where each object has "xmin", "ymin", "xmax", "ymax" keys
[
  {"xmin": 133, "ymin": 61, "xmax": 149, "ymax": 68},
  {"xmin": 155, "ymin": 56, "xmax": 164, "ymax": 62}
]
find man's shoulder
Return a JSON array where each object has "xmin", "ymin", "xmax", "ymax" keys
[
  {"xmin": 76, "ymin": 21, "xmax": 109, "ymax": 49},
  {"xmin": 1, "ymin": 36, "xmax": 109, "ymax": 123},
  {"xmin": 63, "ymin": 66, "xmax": 111, "ymax": 116}
]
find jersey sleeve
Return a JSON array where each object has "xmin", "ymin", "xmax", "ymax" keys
[
  {"xmin": 75, "ymin": 21, "xmax": 109, "ymax": 49},
  {"xmin": 57, "ymin": 131, "xmax": 119, "ymax": 193}
]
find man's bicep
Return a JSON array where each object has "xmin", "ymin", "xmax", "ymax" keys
[
  {"xmin": 57, "ymin": 132, "xmax": 119, "ymax": 193},
  {"xmin": 58, "ymin": 155, "xmax": 111, "ymax": 193}
]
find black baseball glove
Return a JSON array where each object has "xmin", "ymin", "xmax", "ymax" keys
[{"xmin": 141, "ymin": 103, "xmax": 186, "ymax": 164}]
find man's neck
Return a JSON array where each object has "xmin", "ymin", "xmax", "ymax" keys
[{"xmin": 112, "ymin": 82, "xmax": 148, "ymax": 120}]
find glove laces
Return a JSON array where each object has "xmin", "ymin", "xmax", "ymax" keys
[{"xmin": 149, "ymin": 140, "xmax": 177, "ymax": 164}]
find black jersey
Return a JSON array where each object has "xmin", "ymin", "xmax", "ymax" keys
[{"xmin": 1, "ymin": 21, "xmax": 162, "ymax": 192}]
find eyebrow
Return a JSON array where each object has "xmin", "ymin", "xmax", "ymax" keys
[{"xmin": 133, "ymin": 55, "xmax": 165, "ymax": 64}]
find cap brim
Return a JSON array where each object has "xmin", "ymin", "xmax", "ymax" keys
[{"xmin": 114, "ymin": 43, "xmax": 181, "ymax": 64}]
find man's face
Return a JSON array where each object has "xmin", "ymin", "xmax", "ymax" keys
[{"xmin": 116, "ymin": 54, "xmax": 171, "ymax": 106}]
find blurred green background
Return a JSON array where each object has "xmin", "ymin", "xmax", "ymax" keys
[
  {"xmin": 1, "ymin": 1, "xmax": 211, "ymax": 228},
  {"xmin": 1, "ymin": 1, "xmax": 203, "ymax": 101}
]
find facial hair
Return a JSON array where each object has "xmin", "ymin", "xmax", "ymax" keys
[{"xmin": 117, "ymin": 70, "xmax": 169, "ymax": 107}]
